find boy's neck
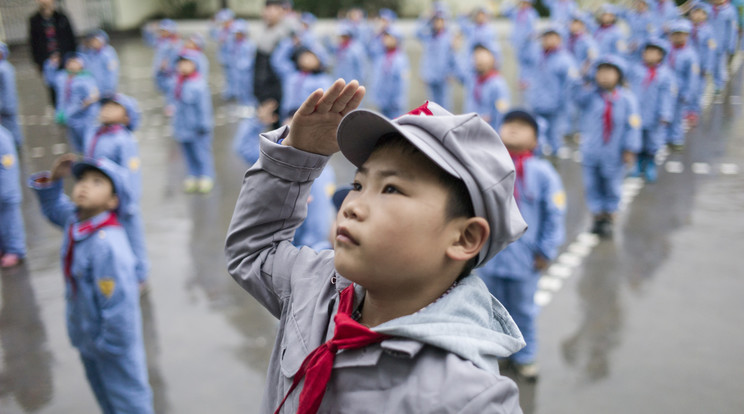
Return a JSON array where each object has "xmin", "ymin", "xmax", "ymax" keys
[
  {"xmin": 359, "ymin": 279, "xmax": 456, "ymax": 328},
  {"xmin": 77, "ymin": 207, "xmax": 109, "ymax": 222}
]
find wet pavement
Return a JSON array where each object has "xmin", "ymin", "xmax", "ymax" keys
[{"xmin": 1, "ymin": 21, "xmax": 743, "ymax": 414}]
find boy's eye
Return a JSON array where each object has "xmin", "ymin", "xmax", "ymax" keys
[
  {"xmin": 382, "ymin": 185, "xmax": 400, "ymax": 194},
  {"xmin": 351, "ymin": 182, "xmax": 362, "ymax": 191}
]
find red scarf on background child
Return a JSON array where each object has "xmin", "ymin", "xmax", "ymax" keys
[
  {"xmin": 602, "ymin": 89, "xmax": 618, "ymax": 144},
  {"xmin": 274, "ymin": 284, "xmax": 390, "ymax": 414},
  {"xmin": 510, "ymin": 151, "xmax": 533, "ymax": 202},
  {"xmin": 643, "ymin": 64, "xmax": 658, "ymax": 88},
  {"xmin": 64, "ymin": 211, "xmax": 121, "ymax": 296},
  {"xmin": 86, "ymin": 124, "xmax": 124, "ymax": 157},
  {"xmin": 474, "ymin": 70, "xmax": 499, "ymax": 102},
  {"xmin": 174, "ymin": 72, "xmax": 200, "ymax": 100}
]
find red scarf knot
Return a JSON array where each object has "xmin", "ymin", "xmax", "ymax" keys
[
  {"xmin": 643, "ymin": 64, "xmax": 658, "ymax": 88},
  {"xmin": 602, "ymin": 90, "xmax": 617, "ymax": 144},
  {"xmin": 510, "ymin": 151, "xmax": 533, "ymax": 202},
  {"xmin": 175, "ymin": 72, "xmax": 200, "ymax": 100},
  {"xmin": 87, "ymin": 124, "xmax": 124, "ymax": 157},
  {"xmin": 64, "ymin": 211, "xmax": 121, "ymax": 296}
]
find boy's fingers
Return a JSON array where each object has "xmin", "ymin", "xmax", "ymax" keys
[
  {"xmin": 297, "ymin": 89, "xmax": 324, "ymax": 116},
  {"xmin": 330, "ymin": 80, "xmax": 359, "ymax": 114},
  {"xmin": 315, "ymin": 79, "xmax": 346, "ymax": 113},
  {"xmin": 340, "ymin": 86, "xmax": 366, "ymax": 116}
]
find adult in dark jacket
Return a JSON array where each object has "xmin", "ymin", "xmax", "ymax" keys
[{"xmin": 29, "ymin": 0, "xmax": 77, "ymax": 106}]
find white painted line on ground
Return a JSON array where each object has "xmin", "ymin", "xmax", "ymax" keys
[
  {"xmin": 538, "ymin": 276, "xmax": 563, "ymax": 292},
  {"xmin": 51, "ymin": 143, "xmax": 67, "ymax": 155},
  {"xmin": 547, "ymin": 263, "xmax": 573, "ymax": 279},
  {"xmin": 691, "ymin": 162, "xmax": 711, "ymax": 175},
  {"xmin": 557, "ymin": 146, "xmax": 572, "ymax": 160},
  {"xmin": 730, "ymin": 95, "xmax": 742, "ymax": 105},
  {"xmin": 576, "ymin": 232, "xmax": 600, "ymax": 247},
  {"xmin": 665, "ymin": 161, "xmax": 684, "ymax": 173},
  {"xmin": 534, "ymin": 290, "xmax": 553, "ymax": 307},
  {"xmin": 720, "ymin": 163, "xmax": 739, "ymax": 175},
  {"xmin": 557, "ymin": 252, "xmax": 582, "ymax": 268},
  {"xmin": 30, "ymin": 146, "xmax": 45, "ymax": 158},
  {"xmin": 567, "ymin": 242, "xmax": 593, "ymax": 258}
]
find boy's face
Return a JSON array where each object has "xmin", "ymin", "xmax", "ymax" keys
[
  {"xmin": 500, "ymin": 120, "xmax": 538, "ymax": 152},
  {"xmin": 262, "ymin": 4, "xmax": 284, "ymax": 26},
  {"xmin": 88, "ymin": 37, "xmax": 103, "ymax": 50},
  {"xmin": 596, "ymin": 65, "xmax": 620, "ymax": 89},
  {"xmin": 569, "ymin": 20, "xmax": 585, "ymax": 34},
  {"xmin": 670, "ymin": 32, "xmax": 689, "ymax": 45},
  {"xmin": 297, "ymin": 51, "xmax": 320, "ymax": 72},
  {"xmin": 72, "ymin": 169, "xmax": 119, "ymax": 216},
  {"xmin": 432, "ymin": 17, "xmax": 445, "ymax": 32},
  {"xmin": 334, "ymin": 144, "xmax": 464, "ymax": 292},
  {"xmin": 690, "ymin": 9, "xmax": 707, "ymax": 23},
  {"xmin": 65, "ymin": 58, "xmax": 83, "ymax": 73},
  {"xmin": 642, "ymin": 47, "xmax": 664, "ymax": 65},
  {"xmin": 177, "ymin": 59, "xmax": 197, "ymax": 75},
  {"xmin": 712, "ymin": 0, "xmax": 725, "ymax": 5},
  {"xmin": 635, "ymin": 1, "xmax": 648, "ymax": 12},
  {"xmin": 473, "ymin": 47, "xmax": 495, "ymax": 73},
  {"xmin": 541, "ymin": 33, "xmax": 561, "ymax": 49},
  {"xmin": 235, "ymin": 32, "xmax": 246, "ymax": 41},
  {"xmin": 99, "ymin": 102, "xmax": 129, "ymax": 125},
  {"xmin": 382, "ymin": 33, "xmax": 398, "ymax": 50},
  {"xmin": 474, "ymin": 11, "xmax": 487, "ymax": 24},
  {"xmin": 599, "ymin": 13, "xmax": 615, "ymax": 25}
]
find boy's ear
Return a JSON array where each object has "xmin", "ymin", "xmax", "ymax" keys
[
  {"xmin": 106, "ymin": 194, "xmax": 120, "ymax": 211},
  {"xmin": 446, "ymin": 217, "xmax": 490, "ymax": 262}
]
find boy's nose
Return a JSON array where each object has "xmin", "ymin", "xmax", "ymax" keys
[{"xmin": 341, "ymin": 195, "xmax": 366, "ymax": 221}]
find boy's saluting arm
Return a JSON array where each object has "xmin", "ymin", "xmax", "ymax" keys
[{"xmin": 224, "ymin": 80, "xmax": 364, "ymax": 317}]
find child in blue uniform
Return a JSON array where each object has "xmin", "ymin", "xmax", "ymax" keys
[
  {"xmin": 172, "ymin": 50, "xmax": 214, "ymax": 194},
  {"xmin": 416, "ymin": 9, "xmax": 455, "ymax": 110},
  {"xmin": 370, "ymin": 28, "xmax": 410, "ymax": 118},
  {"xmin": 653, "ymin": 0, "xmax": 680, "ymax": 31},
  {"xmin": 0, "ymin": 125, "xmax": 25, "ymax": 268},
  {"xmin": 545, "ymin": 0, "xmax": 578, "ymax": 25},
  {"xmin": 229, "ymin": 19, "xmax": 257, "ymax": 107},
  {"xmin": 479, "ymin": 109, "xmax": 566, "ymax": 381},
  {"xmin": 45, "ymin": 52, "xmax": 100, "ymax": 153},
  {"xmin": 233, "ymin": 100, "xmax": 279, "ymax": 165},
  {"xmin": 594, "ymin": 5, "xmax": 628, "ymax": 57},
  {"xmin": 522, "ymin": 27, "xmax": 580, "ymax": 155},
  {"xmin": 210, "ymin": 9, "xmax": 235, "ymax": 100},
  {"xmin": 504, "ymin": 0, "xmax": 538, "ymax": 57},
  {"xmin": 709, "ymin": 0, "xmax": 739, "ymax": 92},
  {"xmin": 153, "ymin": 19, "xmax": 181, "ymax": 115},
  {"xmin": 689, "ymin": 2, "xmax": 717, "ymax": 119},
  {"xmin": 566, "ymin": 12, "xmax": 599, "ymax": 135},
  {"xmin": 29, "ymin": 155, "xmax": 153, "ymax": 414},
  {"xmin": 460, "ymin": 6, "xmax": 502, "ymax": 60},
  {"xmin": 627, "ymin": 39, "xmax": 677, "ymax": 182},
  {"xmin": 183, "ymin": 33, "xmax": 210, "ymax": 76},
  {"xmin": 0, "ymin": 42, "xmax": 23, "ymax": 149},
  {"xmin": 328, "ymin": 24, "xmax": 367, "ymax": 86},
  {"xmin": 574, "ymin": 56, "xmax": 641, "ymax": 237},
  {"xmin": 618, "ymin": 0, "xmax": 659, "ymax": 62},
  {"xmin": 455, "ymin": 44, "xmax": 510, "ymax": 131},
  {"xmin": 666, "ymin": 20, "xmax": 700, "ymax": 150},
  {"xmin": 81, "ymin": 30, "xmax": 119, "ymax": 97},
  {"xmin": 84, "ymin": 94, "xmax": 149, "ymax": 285}
]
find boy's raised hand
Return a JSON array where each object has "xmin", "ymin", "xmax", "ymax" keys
[
  {"xmin": 50, "ymin": 153, "xmax": 78, "ymax": 181},
  {"xmin": 283, "ymin": 79, "xmax": 365, "ymax": 156}
]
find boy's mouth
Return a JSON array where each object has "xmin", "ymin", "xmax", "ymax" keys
[{"xmin": 336, "ymin": 226, "xmax": 359, "ymax": 246}]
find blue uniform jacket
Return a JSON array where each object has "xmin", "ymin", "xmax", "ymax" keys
[
  {"xmin": 574, "ymin": 84, "xmax": 642, "ymax": 167},
  {"xmin": 416, "ymin": 23, "xmax": 455, "ymax": 84},
  {"xmin": 545, "ymin": 0, "xmax": 578, "ymax": 24},
  {"xmin": 709, "ymin": 3, "xmax": 739, "ymax": 54},
  {"xmin": 504, "ymin": 6, "xmax": 539, "ymax": 50},
  {"xmin": 48, "ymin": 68, "xmax": 100, "ymax": 129},
  {"xmin": 455, "ymin": 65, "xmax": 511, "ymax": 130},
  {"xmin": 330, "ymin": 39, "xmax": 367, "ymax": 84},
  {"xmin": 652, "ymin": 0, "xmax": 679, "ymax": 29},
  {"xmin": 618, "ymin": 9, "xmax": 659, "ymax": 58},
  {"xmin": 83, "ymin": 124, "xmax": 142, "ymax": 204},
  {"xmin": 691, "ymin": 23, "xmax": 717, "ymax": 75},
  {"xmin": 29, "ymin": 179, "xmax": 140, "ymax": 358},
  {"xmin": 233, "ymin": 117, "xmax": 265, "ymax": 165},
  {"xmin": 567, "ymin": 33, "xmax": 599, "ymax": 71},
  {"xmin": 229, "ymin": 38, "xmax": 256, "ymax": 104},
  {"xmin": 0, "ymin": 126, "xmax": 20, "ymax": 204},
  {"xmin": 522, "ymin": 47, "xmax": 579, "ymax": 115},
  {"xmin": 667, "ymin": 44, "xmax": 700, "ymax": 105},
  {"xmin": 153, "ymin": 38, "xmax": 182, "ymax": 93},
  {"xmin": 458, "ymin": 17, "xmax": 502, "ymax": 60},
  {"xmin": 173, "ymin": 75, "xmax": 213, "ymax": 143},
  {"xmin": 480, "ymin": 157, "xmax": 566, "ymax": 280},
  {"xmin": 0, "ymin": 59, "xmax": 22, "ymax": 147},
  {"xmin": 271, "ymin": 40, "xmax": 334, "ymax": 118},
  {"xmin": 293, "ymin": 166, "xmax": 336, "ymax": 250},
  {"xmin": 81, "ymin": 45, "xmax": 119, "ymax": 96},
  {"xmin": 594, "ymin": 24, "xmax": 628, "ymax": 57},
  {"xmin": 371, "ymin": 49, "xmax": 410, "ymax": 116},
  {"xmin": 627, "ymin": 63, "xmax": 677, "ymax": 128}
]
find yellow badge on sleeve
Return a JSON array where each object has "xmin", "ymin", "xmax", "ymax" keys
[
  {"xmin": 708, "ymin": 39, "xmax": 717, "ymax": 50},
  {"xmin": 496, "ymin": 99, "xmax": 509, "ymax": 112},
  {"xmin": 325, "ymin": 183, "xmax": 336, "ymax": 198},
  {"xmin": 1, "ymin": 154, "xmax": 14, "ymax": 168},
  {"xmin": 629, "ymin": 114, "xmax": 641, "ymax": 129},
  {"xmin": 128, "ymin": 157, "xmax": 141, "ymax": 172},
  {"xmin": 552, "ymin": 191, "xmax": 567, "ymax": 210},
  {"xmin": 98, "ymin": 278, "xmax": 115, "ymax": 298}
]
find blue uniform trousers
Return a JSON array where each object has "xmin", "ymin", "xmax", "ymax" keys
[
  {"xmin": 0, "ymin": 202, "xmax": 25, "ymax": 256},
  {"xmin": 180, "ymin": 136, "xmax": 215, "ymax": 179},
  {"xmin": 583, "ymin": 163, "xmax": 624, "ymax": 214},
  {"xmin": 425, "ymin": 81, "xmax": 451, "ymax": 111},
  {"xmin": 482, "ymin": 273, "xmax": 540, "ymax": 364},
  {"xmin": 120, "ymin": 209, "xmax": 149, "ymax": 283},
  {"xmin": 80, "ymin": 349, "xmax": 153, "ymax": 414}
]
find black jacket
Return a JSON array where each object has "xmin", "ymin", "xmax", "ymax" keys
[{"xmin": 28, "ymin": 10, "xmax": 77, "ymax": 70}]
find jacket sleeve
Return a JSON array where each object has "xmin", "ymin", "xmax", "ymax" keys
[
  {"xmin": 104, "ymin": 47, "xmax": 120, "ymax": 93},
  {"xmin": 727, "ymin": 13, "xmax": 739, "ymax": 54},
  {"xmin": 28, "ymin": 173, "xmax": 76, "ymax": 229},
  {"xmin": 456, "ymin": 376, "xmax": 523, "ymax": 414},
  {"xmin": 535, "ymin": 165, "xmax": 566, "ymax": 261},
  {"xmin": 659, "ymin": 72, "xmax": 675, "ymax": 123},
  {"xmin": 682, "ymin": 56, "xmax": 700, "ymax": 104},
  {"xmin": 91, "ymin": 240, "xmax": 136, "ymax": 356},
  {"xmin": 270, "ymin": 39, "xmax": 296, "ymax": 82},
  {"xmin": 224, "ymin": 126, "xmax": 332, "ymax": 318},
  {"xmin": 233, "ymin": 117, "xmax": 265, "ymax": 165},
  {"xmin": 489, "ymin": 81, "xmax": 510, "ymax": 130},
  {"xmin": 397, "ymin": 56, "xmax": 411, "ymax": 112},
  {"xmin": 198, "ymin": 83, "xmax": 213, "ymax": 134},
  {"xmin": 622, "ymin": 92, "xmax": 642, "ymax": 153},
  {"xmin": 0, "ymin": 66, "xmax": 18, "ymax": 116}
]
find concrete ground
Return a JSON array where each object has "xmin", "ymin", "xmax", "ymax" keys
[{"xmin": 1, "ymin": 20, "xmax": 743, "ymax": 414}]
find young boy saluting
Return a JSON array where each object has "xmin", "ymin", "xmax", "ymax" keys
[
  {"xmin": 225, "ymin": 80, "xmax": 528, "ymax": 413},
  {"xmin": 29, "ymin": 155, "xmax": 153, "ymax": 413}
]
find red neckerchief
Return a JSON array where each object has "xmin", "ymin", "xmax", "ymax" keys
[
  {"xmin": 568, "ymin": 33, "xmax": 580, "ymax": 54},
  {"xmin": 669, "ymin": 43, "xmax": 685, "ymax": 67},
  {"xmin": 274, "ymin": 284, "xmax": 390, "ymax": 414},
  {"xmin": 232, "ymin": 37, "xmax": 243, "ymax": 54},
  {"xmin": 64, "ymin": 211, "xmax": 121, "ymax": 296},
  {"xmin": 542, "ymin": 47, "xmax": 557, "ymax": 68},
  {"xmin": 643, "ymin": 64, "xmax": 658, "ymax": 88},
  {"xmin": 87, "ymin": 124, "xmax": 124, "ymax": 158},
  {"xmin": 602, "ymin": 89, "xmax": 618, "ymax": 144},
  {"xmin": 339, "ymin": 38, "xmax": 351, "ymax": 50},
  {"xmin": 474, "ymin": 69, "xmax": 499, "ymax": 102},
  {"xmin": 64, "ymin": 73, "xmax": 74, "ymax": 103},
  {"xmin": 510, "ymin": 151, "xmax": 533, "ymax": 202},
  {"xmin": 175, "ymin": 72, "xmax": 200, "ymax": 100},
  {"xmin": 384, "ymin": 48, "xmax": 397, "ymax": 72}
]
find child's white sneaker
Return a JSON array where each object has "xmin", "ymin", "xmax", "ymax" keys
[
  {"xmin": 197, "ymin": 177, "xmax": 214, "ymax": 194},
  {"xmin": 183, "ymin": 177, "xmax": 198, "ymax": 193}
]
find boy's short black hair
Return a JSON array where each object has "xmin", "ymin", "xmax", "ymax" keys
[
  {"xmin": 372, "ymin": 134, "xmax": 478, "ymax": 280},
  {"xmin": 503, "ymin": 110, "xmax": 539, "ymax": 138}
]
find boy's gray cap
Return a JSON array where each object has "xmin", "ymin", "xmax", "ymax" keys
[{"xmin": 337, "ymin": 101, "xmax": 527, "ymax": 267}]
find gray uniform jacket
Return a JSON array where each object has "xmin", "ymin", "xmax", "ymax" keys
[{"xmin": 225, "ymin": 126, "xmax": 527, "ymax": 413}]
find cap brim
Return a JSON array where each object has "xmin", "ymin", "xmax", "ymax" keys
[
  {"xmin": 337, "ymin": 109, "xmax": 460, "ymax": 178},
  {"xmin": 72, "ymin": 160, "xmax": 105, "ymax": 180}
]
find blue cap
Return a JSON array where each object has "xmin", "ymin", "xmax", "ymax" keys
[
  {"xmin": 187, "ymin": 33, "xmax": 205, "ymax": 50},
  {"xmin": 540, "ymin": 24, "xmax": 565, "ymax": 38},
  {"xmin": 598, "ymin": 4, "xmax": 618, "ymax": 15},
  {"xmin": 379, "ymin": 8, "xmax": 398, "ymax": 21},
  {"xmin": 383, "ymin": 26, "xmax": 404, "ymax": 43},
  {"xmin": 0, "ymin": 42, "xmax": 8, "ymax": 59},
  {"xmin": 72, "ymin": 157, "xmax": 132, "ymax": 214},
  {"xmin": 177, "ymin": 49, "xmax": 201, "ymax": 64},
  {"xmin": 86, "ymin": 29, "xmax": 109, "ymax": 44},
  {"xmin": 690, "ymin": 1, "xmax": 712, "ymax": 14},
  {"xmin": 570, "ymin": 10, "xmax": 592, "ymax": 26},
  {"xmin": 158, "ymin": 19, "xmax": 177, "ymax": 32},
  {"xmin": 301, "ymin": 12, "xmax": 317, "ymax": 26},
  {"xmin": 332, "ymin": 185, "xmax": 352, "ymax": 210},
  {"xmin": 101, "ymin": 93, "xmax": 141, "ymax": 131},
  {"xmin": 643, "ymin": 37, "xmax": 670, "ymax": 55},
  {"xmin": 337, "ymin": 23, "xmax": 354, "ymax": 37},
  {"xmin": 669, "ymin": 19, "xmax": 692, "ymax": 34},
  {"xmin": 503, "ymin": 109, "xmax": 539, "ymax": 136},
  {"xmin": 63, "ymin": 51, "xmax": 86, "ymax": 67},
  {"xmin": 594, "ymin": 54, "xmax": 627, "ymax": 79},
  {"xmin": 215, "ymin": 8, "xmax": 235, "ymax": 22},
  {"xmin": 232, "ymin": 18, "xmax": 249, "ymax": 34}
]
